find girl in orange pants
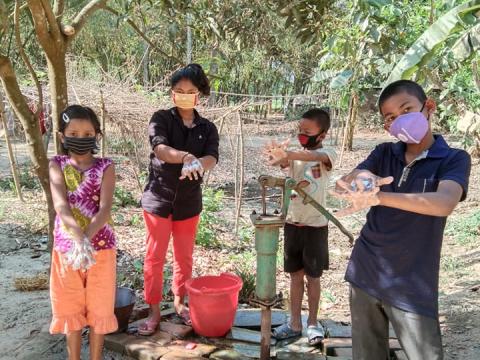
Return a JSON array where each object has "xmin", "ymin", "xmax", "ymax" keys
[{"xmin": 49, "ymin": 105, "xmax": 118, "ymax": 360}]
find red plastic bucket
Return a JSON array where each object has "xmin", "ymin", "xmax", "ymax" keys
[{"xmin": 185, "ymin": 273, "xmax": 243, "ymax": 337}]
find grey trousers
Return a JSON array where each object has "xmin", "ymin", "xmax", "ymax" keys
[{"xmin": 350, "ymin": 285, "xmax": 443, "ymax": 360}]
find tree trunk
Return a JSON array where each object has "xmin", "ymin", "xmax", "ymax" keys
[
  {"xmin": 0, "ymin": 90, "xmax": 23, "ymax": 201},
  {"xmin": 473, "ymin": 61, "xmax": 480, "ymax": 92},
  {"xmin": 0, "ymin": 56, "xmax": 56, "ymax": 248},
  {"xmin": 142, "ymin": 41, "xmax": 150, "ymax": 88},
  {"xmin": 47, "ymin": 54, "xmax": 68, "ymax": 155},
  {"xmin": 430, "ymin": 0, "xmax": 435, "ymax": 25},
  {"xmin": 208, "ymin": 48, "xmax": 219, "ymax": 106},
  {"xmin": 345, "ymin": 91, "xmax": 358, "ymax": 151}
]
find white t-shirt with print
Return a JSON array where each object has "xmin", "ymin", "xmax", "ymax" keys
[{"xmin": 286, "ymin": 147, "xmax": 337, "ymax": 227}]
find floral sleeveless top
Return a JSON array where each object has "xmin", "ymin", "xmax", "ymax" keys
[{"xmin": 52, "ymin": 155, "xmax": 116, "ymax": 253}]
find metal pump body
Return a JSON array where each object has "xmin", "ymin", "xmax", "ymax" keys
[{"xmin": 250, "ymin": 175, "xmax": 353, "ymax": 359}]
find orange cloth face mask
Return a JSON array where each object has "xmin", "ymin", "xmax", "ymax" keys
[{"xmin": 172, "ymin": 91, "xmax": 198, "ymax": 109}]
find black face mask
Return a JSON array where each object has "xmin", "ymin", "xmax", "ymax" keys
[
  {"xmin": 298, "ymin": 133, "xmax": 322, "ymax": 149},
  {"xmin": 63, "ymin": 137, "xmax": 98, "ymax": 155}
]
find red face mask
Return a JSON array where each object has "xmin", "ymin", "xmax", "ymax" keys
[{"xmin": 298, "ymin": 133, "xmax": 321, "ymax": 149}]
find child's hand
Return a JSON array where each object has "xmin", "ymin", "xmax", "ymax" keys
[
  {"xmin": 263, "ymin": 140, "xmax": 289, "ymax": 166},
  {"xmin": 330, "ymin": 175, "xmax": 394, "ymax": 217},
  {"xmin": 65, "ymin": 236, "xmax": 97, "ymax": 271},
  {"xmin": 335, "ymin": 170, "xmax": 391, "ymax": 193},
  {"xmin": 67, "ymin": 226, "xmax": 86, "ymax": 244}
]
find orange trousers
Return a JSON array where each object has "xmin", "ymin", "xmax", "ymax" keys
[
  {"xmin": 49, "ymin": 249, "xmax": 118, "ymax": 335},
  {"xmin": 143, "ymin": 211, "xmax": 200, "ymax": 304}
]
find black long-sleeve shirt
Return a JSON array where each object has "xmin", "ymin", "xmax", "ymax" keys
[{"xmin": 141, "ymin": 107, "xmax": 219, "ymax": 220}]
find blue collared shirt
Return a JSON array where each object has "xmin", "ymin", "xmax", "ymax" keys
[{"xmin": 345, "ymin": 135, "xmax": 471, "ymax": 318}]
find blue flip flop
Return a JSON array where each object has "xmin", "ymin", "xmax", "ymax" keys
[
  {"xmin": 306, "ymin": 324, "xmax": 325, "ymax": 345},
  {"xmin": 272, "ymin": 323, "xmax": 302, "ymax": 340}
]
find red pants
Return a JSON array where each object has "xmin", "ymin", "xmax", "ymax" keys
[{"xmin": 143, "ymin": 211, "xmax": 200, "ymax": 304}]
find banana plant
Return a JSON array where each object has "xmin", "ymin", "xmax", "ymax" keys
[
  {"xmin": 386, "ymin": 0, "xmax": 480, "ymax": 84},
  {"xmin": 452, "ymin": 22, "xmax": 480, "ymax": 60}
]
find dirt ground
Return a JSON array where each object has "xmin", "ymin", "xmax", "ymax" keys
[{"xmin": 0, "ymin": 129, "xmax": 479, "ymax": 359}]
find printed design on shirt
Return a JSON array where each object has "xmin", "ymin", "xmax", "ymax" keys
[
  {"xmin": 53, "ymin": 156, "xmax": 116, "ymax": 253},
  {"xmin": 63, "ymin": 164, "xmax": 82, "ymax": 192},
  {"xmin": 310, "ymin": 163, "xmax": 322, "ymax": 179},
  {"xmin": 71, "ymin": 207, "xmax": 91, "ymax": 230},
  {"xmin": 302, "ymin": 163, "xmax": 319, "ymax": 194}
]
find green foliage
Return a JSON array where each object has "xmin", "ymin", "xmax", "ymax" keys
[
  {"xmin": 237, "ymin": 225, "xmax": 254, "ymax": 243},
  {"xmin": 322, "ymin": 289, "xmax": 336, "ymax": 304},
  {"xmin": 0, "ymin": 202, "xmax": 4, "ymax": 221},
  {"xmin": 441, "ymin": 255, "xmax": 464, "ymax": 272},
  {"xmin": 0, "ymin": 166, "xmax": 40, "ymax": 192},
  {"xmin": 196, "ymin": 188, "xmax": 224, "ymax": 247},
  {"xmin": 452, "ymin": 23, "xmax": 480, "ymax": 61},
  {"xmin": 108, "ymin": 138, "xmax": 136, "ymax": 157},
  {"xmin": 234, "ymin": 265, "xmax": 256, "ymax": 303},
  {"xmin": 437, "ymin": 61, "xmax": 480, "ymax": 131},
  {"xmin": 113, "ymin": 187, "xmax": 138, "ymax": 209},
  {"xmin": 230, "ymin": 251, "xmax": 256, "ymax": 302},
  {"xmin": 129, "ymin": 213, "xmax": 143, "ymax": 227},
  {"xmin": 162, "ymin": 264, "xmax": 173, "ymax": 299},
  {"xmin": 446, "ymin": 210, "xmax": 480, "ymax": 246},
  {"xmin": 386, "ymin": 0, "xmax": 480, "ymax": 83},
  {"xmin": 118, "ymin": 257, "xmax": 172, "ymax": 296}
]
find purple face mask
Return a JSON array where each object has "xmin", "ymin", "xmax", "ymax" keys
[{"xmin": 389, "ymin": 112, "xmax": 428, "ymax": 144}]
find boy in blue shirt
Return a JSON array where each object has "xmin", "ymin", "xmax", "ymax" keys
[{"xmin": 333, "ymin": 80, "xmax": 471, "ymax": 359}]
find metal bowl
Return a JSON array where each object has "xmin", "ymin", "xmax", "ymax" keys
[{"xmin": 114, "ymin": 287, "xmax": 136, "ymax": 333}]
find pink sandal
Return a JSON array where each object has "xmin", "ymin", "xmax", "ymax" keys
[{"xmin": 138, "ymin": 318, "xmax": 160, "ymax": 336}]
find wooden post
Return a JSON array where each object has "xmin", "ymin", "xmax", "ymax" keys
[
  {"xmin": 234, "ymin": 111, "xmax": 244, "ymax": 234},
  {"xmin": 0, "ymin": 91, "xmax": 24, "ymax": 202},
  {"xmin": 100, "ymin": 89, "xmax": 106, "ymax": 157}
]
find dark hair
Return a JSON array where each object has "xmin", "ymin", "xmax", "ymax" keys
[
  {"xmin": 171, "ymin": 64, "xmax": 210, "ymax": 96},
  {"xmin": 378, "ymin": 80, "xmax": 427, "ymax": 112},
  {"xmin": 59, "ymin": 105, "xmax": 102, "ymax": 135},
  {"xmin": 302, "ymin": 108, "xmax": 331, "ymax": 133}
]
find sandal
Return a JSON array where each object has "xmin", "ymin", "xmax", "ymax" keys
[
  {"xmin": 306, "ymin": 324, "xmax": 325, "ymax": 346},
  {"xmin": 177, "ymin": 308, "xmax": 192, "ymax": 326},
  {"xmin": 272, "ymin": 323, "xmax": 302, "ymax": 340},
  {"xmin": 138, "ymin": 318, "xmax": 160, "ymax": 336}
]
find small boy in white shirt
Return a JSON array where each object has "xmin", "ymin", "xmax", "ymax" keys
[{"xmin": 265, "ymin": 108, "xmax": 337, "ymax": 346}]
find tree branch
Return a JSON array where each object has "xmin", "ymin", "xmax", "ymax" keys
[
  {"xmin": 0, "ymin": 2, "xmax": 8, "ymax": 37},
  {"xmin": 0, "ymin": 55, "xmax": 35, "ymax": 129},
  {"xmin": 53, "ymin": 0, "xmax": 65, "ymax": 18},
  {"xmin": 14, "ymin": 0, "xmax": 43, "ymax": 116},
  {"xmin": 26, "ymin": 0, "xmax": 55, "ymax": 55},
  {"xmin": 473, "ymin": 60, "xmax": 480, "ymax": 92},
  {"xmin": 39, "ymin": 0, "xmax": 62, "ymax": 41},
  {"xmin": 69, "ymin": 0, "xmax": 107, "ymax": 40},
  {"xmin": 102, "ymin": 5, "xmax": 182, "ymax": 65}
]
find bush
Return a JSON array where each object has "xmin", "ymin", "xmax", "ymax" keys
[
  {"xmin": 0, "ymin": 166, "xmax": 40, "ymax": 193},
  {"xmin": 113, "ymin": 187, "xmax": 138, "ymax": 209},
  {"xmin": 230, "ymin": 251, "xmax": 256, "ymax": 303},
  {"xmin": 234, "ymin": 264, "xmax": 256, "ymax": 303},
  {"xmin": 446, "ymin": 210, "xmax": 480, "ymax": 246},
  {"xmin": 196, "ymin": 188, "xmax": 224, "ymax": 247}
]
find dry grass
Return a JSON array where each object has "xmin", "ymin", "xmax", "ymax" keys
[{"xmin": 14, "ymin": 272, "xmax": 49, "ymax": 291}]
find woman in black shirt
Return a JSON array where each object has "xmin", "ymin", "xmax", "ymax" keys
[{"xmin": 139, "ymin": 64, "xmax": 219, "ymax": 335}]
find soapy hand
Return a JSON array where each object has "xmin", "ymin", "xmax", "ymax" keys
[
  {"xmin": 330, "ymin": 173, "xmax": 394, "ymax": 217},
  {"xmin": 263, "ymin": 139, "xmax": 290, "ymax": 166},
  {"xmin": 64, "ymin": 236, "xmax": 96, "ymax": 271},
  {"xmin": 180, "ymin": 159, "xmax": 204, "ymax": 180}
]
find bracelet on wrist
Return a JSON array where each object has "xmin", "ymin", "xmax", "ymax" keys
[{"xmin": 182, "ymin": 152, "xmax": 190, "ymax": 162}]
